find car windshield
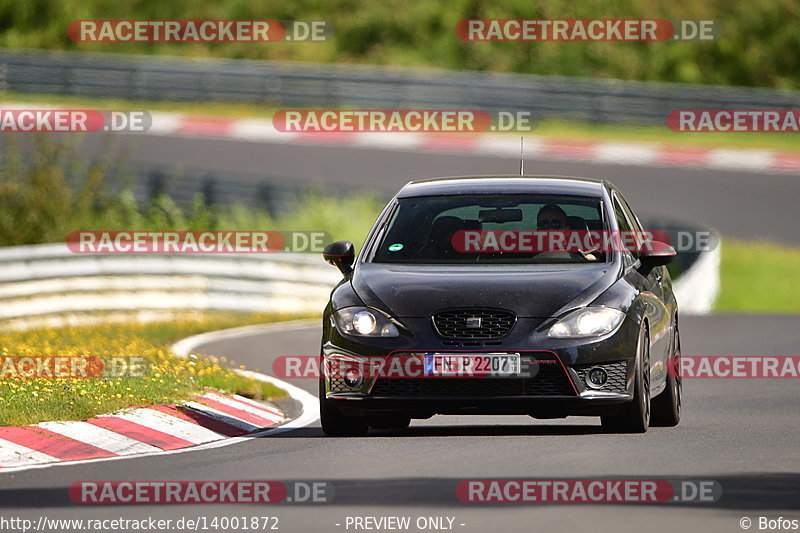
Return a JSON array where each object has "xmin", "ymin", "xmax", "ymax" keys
[{"xmin": 371, "ymin": 194, "xmax": 608, "ymax": 264}]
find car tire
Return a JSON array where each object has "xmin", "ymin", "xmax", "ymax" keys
[
  {"xmin": 651, "ymin": 320, "xmax": 682, "ymax": 427},
  {"xmin": 601, "ymin": 324, "xmax": 650, "ymax": 433},
  {"xmin": 319, "ymin": 379, "xmax": 369, "ymax": 437},
  {"xmin": 369, "ymin": 415, "xmax": 412, "ymax": 430}
]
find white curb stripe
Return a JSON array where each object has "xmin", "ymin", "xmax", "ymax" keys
[
  {"xmin": 183, "ymin": 401, "xmax": 260, "ymax": 431},
  {"xmin": 236, "ymin": 368, "xmax": 320, "ymax": 434},
  {"xmin": 0, "ymin": 437, "xmax": 59, "ymax": 467},
  {"xmin": 476, "ymin": 135, "xmax": 546, "ymax": 157},
  {"xmin": 101, "ymin": 408, "xmax": 225, "ymax": 445},
  {"xmin": 229, "ymin": 393, "xmax": 286, "ymax": 414},
  {"xmin": 354, "ymin": 132, "xmax": 425, "ymax": 150},
  {"xmin": 706, "ymin": 149, "xmax": 776, "ymax": 170},
  {"xmin": 231, "ymin": 120, "xmax": 297, "ymax": 142},
  {"xmin": 36, "ymin": 421, "xmax": 161, "ymax": 456},
  {"xmin": 147, "ymin": 113, "xmax": 184, "ymax": 135},
  {"xmin": 593, "ymin": 142, "xmax": 660, "ymax": 164},
  {"xmin": 202, "ymin": 392, "xmax": 285, "ymax": 422}
]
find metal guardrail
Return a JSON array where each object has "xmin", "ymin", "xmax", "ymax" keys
[
  {"xmin": 0, "ymin": 244, "xmax": 340, "ymax": 327},
  {"xmin": 0, "ymin": 230, "xmax": 718, "ymax": 329},
  {"xmin": 1, "ymin": 49, "xmax": 799, "ymax": 125}
]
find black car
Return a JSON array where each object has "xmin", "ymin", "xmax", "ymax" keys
[{"xmin": 319, "ymin": 175, "xmax": 681, "ymax": 436}]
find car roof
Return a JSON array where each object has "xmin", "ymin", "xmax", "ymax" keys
[{"xmin": 396, "ymin": 175, "xmax": 607, "ymax": 198}]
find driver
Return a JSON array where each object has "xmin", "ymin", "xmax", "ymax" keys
[
  {"xmin": 537, "ymin": 204, "xmax": 597, "ymax": 261},
  {"xmin": 536, "ymin": 203, "xmax": 568, "ymax": 230}
]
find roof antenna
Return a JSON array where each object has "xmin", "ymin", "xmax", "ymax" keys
[{"xmin": 519, "ymin": 136, "xmax": 524, "ymax": 175}]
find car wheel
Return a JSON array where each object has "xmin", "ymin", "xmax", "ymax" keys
[
  {"xmin": 319, "ymin": 379, "xmax": 369, "ymax": 437},
  {"xmin": 601, "ymin": 324, "xmax": 650, "ymax": 433},
  {"xmin": 369, "ymin": 415, "xmax": 411, "ymax": 430},
  {"xmin": 651, "ymin": 320, "xmax": 682, "ymax": 427}
]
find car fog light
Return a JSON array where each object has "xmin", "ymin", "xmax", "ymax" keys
[
  {"xmin": 343, "ymin": 369, "xmax": 363, "ymax": 388},
  {"xmin": 587, "ymin": 368, "xmax": 608, "ymax": 389}
]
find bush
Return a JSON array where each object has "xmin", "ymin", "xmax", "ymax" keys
[{"xmin": 0, "ymin": 135, "xmax": 383, "ymax": 248}]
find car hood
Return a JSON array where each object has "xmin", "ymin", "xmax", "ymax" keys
[{"xmin": 351, "ymin": 262, "xmax": 619, "ymax": 318}]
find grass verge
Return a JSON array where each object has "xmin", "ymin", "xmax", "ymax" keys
[
  {"xmin": 716, "ymin": 239, "xmax": 800, "ymax": 313},
  {"xmin": 0, "ymin": 312, "xmax": 310, "ymax": 427}
]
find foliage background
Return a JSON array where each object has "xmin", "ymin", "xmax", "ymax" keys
[{"xmin": 0, "ymin": 0, "xmax": 797, "ymax": 88}]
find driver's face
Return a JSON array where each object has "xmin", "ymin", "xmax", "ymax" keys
[{"xmin": 537, "ymin": 211, "xmax": 567, "ymax": 230}]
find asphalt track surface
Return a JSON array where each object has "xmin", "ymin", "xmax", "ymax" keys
[
  {"xmin": 3, "ymin": 316, "xmax": 799, "ymax": 532},
  {"xmin": 3, "ymin": 136, "xmax": 799, "ymax": 532}
]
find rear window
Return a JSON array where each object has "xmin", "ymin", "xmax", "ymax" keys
[{"xmin": 371, "ymin": 194, "xmax": 608, "ymax": 264}]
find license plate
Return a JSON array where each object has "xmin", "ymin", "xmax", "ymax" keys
[{"xmin": 423, "ymin": 353, "xmax": 521, "ymax": 377}]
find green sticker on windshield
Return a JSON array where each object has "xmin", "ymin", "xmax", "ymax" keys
[{"xmin": 388, "ymin": 243, "xmax": 404, "ymax": 252}]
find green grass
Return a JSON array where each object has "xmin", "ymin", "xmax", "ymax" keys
[
  {"xmin": 0, "ymin": 312, "xmax": 309, "ymax": 427},
  {"xmin": 716, "ymin": 239, "xmax": 800, "ymax": 312}
]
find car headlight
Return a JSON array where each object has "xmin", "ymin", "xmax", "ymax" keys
[
  {"xmin": 547, "ymin": 307, "xmax": 625, "ymax": 338},
  {"xmin": 333, "ymin": 307, "xmax": 400, "ymax": 337}
]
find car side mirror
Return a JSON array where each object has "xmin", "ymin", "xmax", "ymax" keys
[
  {"xmin": 638, "ymin": 240, "xmax": 676, "ymax": 276},
  {"xmin": 323, "ymin": 241, "xmax": 355, "ymax": 275}
]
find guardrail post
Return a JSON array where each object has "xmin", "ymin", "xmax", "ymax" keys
[
  {"xmin": 201, "ymin": 175, "xmax": 216, "ymax": 206},
  {"xmin": 148, "ymin": 169, "xmax": 166, "ymax": 200},
  {"xmin": 0, "ymin": 62, "xmax": 7, "ymax": 94}
]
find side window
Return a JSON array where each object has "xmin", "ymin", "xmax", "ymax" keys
[
  {"xmin": 612, "ymin": 194, "xmax": 638, "ymax": 266},
  {"xmin": 618, "ymin": 193, "xmax": 651, "ymax": 256},
  {"xmin": 618, "ymin": 194, "xmax": 644, "ymax": 235}
]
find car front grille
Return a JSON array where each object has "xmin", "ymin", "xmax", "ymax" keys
[
  {"xmin": 575, "ymin": 361, "xmax": 629, "ymax": 394},
  {"xmin": 432, "ymin": 309, "xmax": 516, "ymax": 339}
]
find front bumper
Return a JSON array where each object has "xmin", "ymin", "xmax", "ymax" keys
[{"xmin": 331, "ymin": 396, "xmax": 631, "ymax": 418}]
